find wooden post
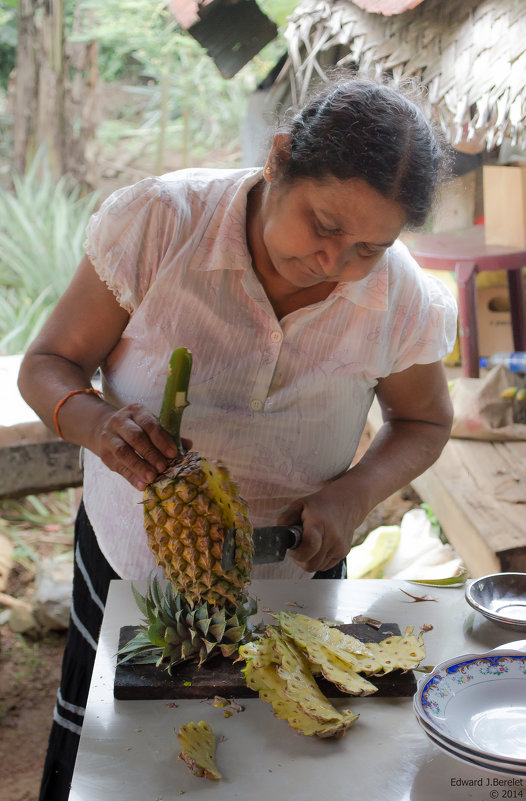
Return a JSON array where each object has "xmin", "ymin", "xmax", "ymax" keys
[{"xmin": 12, "ymin": 0, "xmax": 99, "ymax": 187}]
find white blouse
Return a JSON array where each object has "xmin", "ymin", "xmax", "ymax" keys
[{"xmin": 82, "ymin": 167, "xmax": 457, "ymax": 581}]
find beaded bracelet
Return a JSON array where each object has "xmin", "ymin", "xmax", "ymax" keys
[{"xmin": 53, "ymin": 388, "xmax": 103, "ymax": 440}]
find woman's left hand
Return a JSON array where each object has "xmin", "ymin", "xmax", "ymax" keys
[{"xmin": 278, "ymin": 480, "xmax": 365, "ymax": 573}]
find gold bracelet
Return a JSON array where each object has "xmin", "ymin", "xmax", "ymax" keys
[{"xmin": 53, "ymin": 388, "xmax": 102, "ymax": 440}]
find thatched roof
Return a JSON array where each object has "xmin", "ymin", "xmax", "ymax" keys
[{"xmin": 276, "ymin": 0, "xmax": 526, "ymax": 151}]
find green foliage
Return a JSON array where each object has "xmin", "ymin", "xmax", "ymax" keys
[
  {"xmin": 0, "ymin": 148, "xmax": 99, "ymax": 355},
  {"xmin": 0, "ymin": 0, "xmax": 297, "ymax": 351},
  {"xmin": 0, "ymin": 0, "xmax": 17, "ymax": 89},
  {"xmin": 0, "ymin": 490, "xmax": 76, "ymax": 579},
  {"xmin": 76, "ymin": 0, "xmax": 265, "ymax": 168},
  {"xmin": 80, "ymin": 0, "xmax": 295, "ymax": 81},
  {"xmin": 260, "ymin": 0, "xmax": 298, "ymax": 27},
  {"xmin": 76, "ymin": 0, "xmax": 185, "ymax": 81}
]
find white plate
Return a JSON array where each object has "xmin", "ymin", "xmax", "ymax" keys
[
  {"xmin": 415, "ymin": 717, "xmax": 526, "ymax": 776},
  {"xmin": 413, "ymin": 695, "xmax": 526, "ymax": 767},
  {"xmin": 414, "ymin": 708, "xmax": 526, "ymax": 773},
  {"xmin": 414, "ymin": 651, "xmax": 526, "ymax": 762}
]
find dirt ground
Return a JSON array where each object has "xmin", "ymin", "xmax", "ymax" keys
[
  {"xmin": 0, "ymin": 497, "xmax": 72, "ymax": 801},
  {"xmin": 0, "ymin": 627, "xmax": 65, "ymax": 801},
  {"xmin": 0, "ymin": 485, "xmax": 421, "ymax": 801}
]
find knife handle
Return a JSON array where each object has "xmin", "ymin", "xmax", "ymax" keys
[{"xmin": 287, "ymin": 525, "xmax": 302, "ymax": 550}]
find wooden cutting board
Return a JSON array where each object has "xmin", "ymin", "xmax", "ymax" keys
[{"xmin": 113, "ymin": 622, "xmax": 418, "ymax": 700}]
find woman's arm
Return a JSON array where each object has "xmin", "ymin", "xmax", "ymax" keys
[
  {"xmin": 18, "ymin": 255, "xmax": 180, "ymax": 490},
  {"xmin": 281, "ymin": 360, "xmax": 453, "ymax": 572}
]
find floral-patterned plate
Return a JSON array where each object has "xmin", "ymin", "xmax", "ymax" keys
[{"xmin": 414, "ymin": 650, "xmax": 526, "ymax": 763}]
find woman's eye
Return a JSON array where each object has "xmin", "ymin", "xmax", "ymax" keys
[
  {"xmin": 315, "ymin": 220, "xmax": 342, "ymax": 237},
  {"xmin": 357, "ymin": 243, "xmax": 381, "ymax": 257}
]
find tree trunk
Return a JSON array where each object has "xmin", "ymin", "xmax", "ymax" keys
[{"xmin": 12, "ymin": 0, "xmax": 99, "ymax": 188}]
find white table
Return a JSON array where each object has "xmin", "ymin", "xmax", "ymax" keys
[{"xmin": 69, "ymin": 579, "xmax": 526, "ymax": 801}]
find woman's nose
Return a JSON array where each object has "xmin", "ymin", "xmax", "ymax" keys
[{"xmin": 316, "ymin": 242, "xmax": 345, "ymax": 277}]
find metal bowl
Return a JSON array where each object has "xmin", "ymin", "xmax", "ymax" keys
[{"xmin": 465, "ymin": 573, "xmax": 526, "ymax": 631}]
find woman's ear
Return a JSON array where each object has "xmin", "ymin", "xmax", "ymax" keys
[{"xmin": 263, "ymin": 133, "xmax": 291, "ymax": 182}]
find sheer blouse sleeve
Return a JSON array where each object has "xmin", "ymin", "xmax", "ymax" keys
[
  {"xmin": 84, "ymin": 177, "xmax": 183, "ymax": 313},
  {"xmin": 387, "ymin": 246, "xmax": 458, "ymax": 374}
]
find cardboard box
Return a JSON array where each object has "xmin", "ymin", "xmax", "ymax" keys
[
  {"xmin": 431, "ymin": 171, "xmax": 477, "ymax": 233},
  {"xmin": 477, "ymin": 285, "xmax": 513, "ymax": 357},
  {"xmin": 483, "ymin": 165, "xmax": 526, "ymax": 248}
]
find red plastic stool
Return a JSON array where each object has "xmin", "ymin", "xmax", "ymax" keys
[{"xmin": 403, "ymin": 226, "xmax": 526, "ymax": 377}]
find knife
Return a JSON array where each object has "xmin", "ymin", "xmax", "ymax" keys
[{"xmin": 221, "ymin": 525, "xmax": 302, "ymax": 570}]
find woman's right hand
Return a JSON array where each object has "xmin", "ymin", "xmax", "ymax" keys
[{"xmin": 92, "ymin": 402, "xmax": 192, "ymax": 491}]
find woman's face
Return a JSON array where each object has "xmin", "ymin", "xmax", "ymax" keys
[{"xmin": 259, "ymin": 172, "xmax": 407, "ymax": 290}]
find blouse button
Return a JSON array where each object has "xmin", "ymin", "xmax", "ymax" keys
[
  {"xmin": 270, "ymin": 330, "xmax": 283, "ymax": 343},
  {"xmin": 249, "ymin": 399, "xmax": 263, "ymax": 411}
]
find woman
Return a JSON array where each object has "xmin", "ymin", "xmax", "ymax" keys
[{"xmin": 19, "ymin": 76, "xmax": 456, "ymax": 800}]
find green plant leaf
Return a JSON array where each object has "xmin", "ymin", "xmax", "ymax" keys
[{"xmin": 0, "ymin": 146, "xmax": 99, "ymax": 355}]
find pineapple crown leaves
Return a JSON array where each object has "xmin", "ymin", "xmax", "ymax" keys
[{"xmin": 117, "ymin": 575, "xmax": 258, "ymax": 674}]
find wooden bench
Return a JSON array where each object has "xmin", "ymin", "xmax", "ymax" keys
[
  {"xmin": 0, "ymin": 422, "xmax": 82, "ymax": 500},
  {"xmin": 368, "ymin": 400, "xmax": 526, "ymax": 578},
  {"xmin": 0, "ymin": 355, "xmax": 82, "ymax": 500}
]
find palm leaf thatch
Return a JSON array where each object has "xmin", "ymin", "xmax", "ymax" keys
[{"xmin": 274, "ymin": 0, "xmax": 525, "ymax": 151}]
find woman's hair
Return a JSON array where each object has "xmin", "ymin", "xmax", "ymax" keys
[{"xmin": 279, "ymin": 75, "xmax": 449, "ymax": 227}]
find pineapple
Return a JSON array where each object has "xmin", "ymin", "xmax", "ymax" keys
[
  {"xmin": 144, "ymin": 347, "xmax": 253, "ymax": 608},
  {"xmin": 118, "ymin": 347, "xmax": 256, "ymax": 672},
  {"xmin": 144, "ymin": 452, "xmax": 253, "ymax": 606},
  {"xmin": 176, "ymin": 721, "xmax": 222, "ymax": 780}
]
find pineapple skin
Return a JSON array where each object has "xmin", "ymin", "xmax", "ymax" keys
[
  {"xmin": 144, "ymin": 452, "xmax": 253, "ymax": 607},
  {"xmin": 177, "ymin": 721, "xmax": 222, "ymax": 780}
]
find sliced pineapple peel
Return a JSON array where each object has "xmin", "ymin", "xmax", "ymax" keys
[
  {"xmin": 176, "ymin": 720, "xmax": 222, "ymax": 780},
  {"xmin": 248, "ymin": 658, "xmax": 358, "ymax": 738},
  {"xmin": 241, "ymin": 632, "xmax": 359, "ymax": 738},
  {"xmin": 309, "ymin": 645, "xmax": 378, "ymax": 695},
  {"xmin": 268, "ymin": 628, "xmax": 343, "ymax": 723},
  {"xmin": 239, "ymin": 611, "xmax": 427, "ymax": 738},
  {"xmin": 276, "ymin": 611, "xmax": 425, "ymax": 676},
  {"xmin": 275, "ymin": 612, "xmax": 378, "ymax": 691},
  {"xmin": 363, "ymin": 627, "xmax": 426, "ymax": 673},
  {"xmin": 277, "ymin": 611, "xmax": 370, "ymax": 657}
]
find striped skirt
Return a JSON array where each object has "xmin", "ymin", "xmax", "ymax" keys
[{"xmin": 38, "ymin": 502, "xmax": 119, "ymax": 801}]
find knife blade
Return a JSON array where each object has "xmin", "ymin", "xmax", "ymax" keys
[{"xmin": 221, "ymin": 525, "xmax": 302, "ymax": 570}]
